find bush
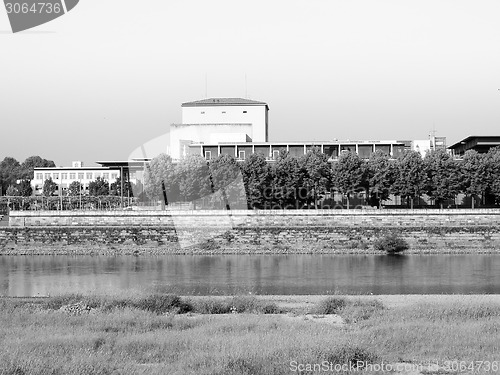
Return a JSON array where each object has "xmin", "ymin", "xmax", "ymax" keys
[
  {"xmin": 42, "ymin": 294, "xmax": 193, "ymax": 314},
  {"xmin": 323, "ymin": 345, "xmax": 379, "ymax": 366},
  {"xmin": 192, "ymin": 299, "xmax": 231, "ymax": 314},
  {"xmin": 191, "ymin": 296, "xmax": 281, "ymax": 314},
  {"xmin": 340, "ymin": 299, "xmax": 385, "ymax": 323},
  {"xmin": 373, "ymin": 234, "xmax": 409, "ymax": 254},
  {"xmin": 132, "ymin": 294, "xmax": 192, "ymax": 314},
  {"xmin": 314, "ymin": 297, "xmax": 347, "ymax": 315}
]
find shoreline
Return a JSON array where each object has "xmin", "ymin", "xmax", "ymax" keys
[
  {"xmin": 4, "ymin": 294, "xmax": 500, "ymax": 307},
  {"xmin": 1, "ymin": 247, "xmax": 500, "ymax": 255}
]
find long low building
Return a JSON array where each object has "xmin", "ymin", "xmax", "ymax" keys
[
  {"xmin": 31, "ymin": 161, "xmax": 121, "ymax": 196},
  {"xmin": 448, "ymin": 136, "xmax": 500, "ymax": 157},
  {"xmin": 186, "ymin": 140, "xmax": 407, "ymax": 161}
]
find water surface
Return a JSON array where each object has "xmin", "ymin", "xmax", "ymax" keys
[{"xmin": 1, "ymin": 254, "xmax": 499, "ymax": 297}]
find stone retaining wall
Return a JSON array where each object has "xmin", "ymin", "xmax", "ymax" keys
[{"xmin": 1, "ymin": 209, "xmax": 500, "ymax": 255}]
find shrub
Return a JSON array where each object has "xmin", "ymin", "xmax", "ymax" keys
[
  {"xmin": 43, "ymin": 294, "xmax": 193, "ymax": 314},
  {"xmin": 323, "ymin": 345, "xmax": 379, "ymax": 366},
  {"xmin": 191, "ymin": 296, "xmax": 281, "ymax": 314},
  {"xmin": 373, "ymin": 234, "xmax": 409, "ymax": 254},
  {"xmin": 132, "ymin": 294, "xmax": 192, "ymax": 314},
  {"xmin": 193, "ymin": 299, "xmax": 231, "ymax": 314},
  {"xmin": 43, "ymin": 294, "xmax": 84, "ymax": 310},
  {"xmin": 314, "ymin": 297, "xmax": 347, "ymax": 315},
  {"xmin": 340, "ymin": 299, "xmax": 385, "ymax": 323}
]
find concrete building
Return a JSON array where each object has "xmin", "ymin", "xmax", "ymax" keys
[
  {"xmin": 32, "ymin": 161, "xmax": 121, "ymax": 196},
  {"xmin": 398, "ymin": 136, "xmax": 447, "ymax": 158},
  {"xmin": 187, "ymin": 140, "xmax": 406, "ymax": 161},
  {"xmin": 448, "ymin": 136, "xmax": 500, "ymax": 157},
  {"xmin": 170, "ymin": 98, "xmax": 269, "ymax": 159}
]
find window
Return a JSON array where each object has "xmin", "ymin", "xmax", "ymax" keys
[
  {"xmin": 205, "ymin": 151, "xmax": 211, "ymax": 160},
  {"xmin": 61, "ymin": 173, "xmax": 68, "ymax": 179},
  {"xmin": 239, "ymin": 151, "xmax": 246, "ymax": 160},
  {"xmin": 222, "ymin": 111, "xmax": 226, "ymax": 114},
  {"xmin": 243, "ymin": 111, "xmax": 247, "ymax": 113},
  {"xmin": 78, "ymin": 173, "xmax": 84, "ymax": 179},
  {"xmin": 95, "ymin": 173, "xmax": 101, "ymax": 178},
  {"xmin": 53, "ymin": 173, "xmax": 59, "ymax": 179},
  {"xmin": 272, "ymin": 150, "xmax": 280, "ymax": 159},
  {"xmin": 70, "ymin": 173, "xmax": 76, "ymax": 179},
  {"xmin": 111, "ymin": 173, "xmax": 118, "ymax": 180},
  {"xmin": 103, "ymin": 173, "xmax": 109, "ymax": 180},
  {"xmin": 86, "ymin": 173, "xmax": 93, "ymax": 180},
  {"xmin": 201, "ymin": 111, "xmax": 205, "ymax": 114},
  {"xmin": 44, "ymin": 173, "xmax": 51, "ymax": 180},
  {"xmin": 36, "ymin": 173, "xmax": 43, "ymax": 180}
]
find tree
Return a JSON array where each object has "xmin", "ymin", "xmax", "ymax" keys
[
  {"xmin": 18, "ymin": 180, "xmax": 33, "ymax": 197},
  {"xmin": 300, "ymin": 148, "xmax": 331, "ymax": 209},
  {"xmin": 423, "ymin": 150, "xmax": 460, "ymax": 209},
  {"xmin": 42, "ymin": 178, "xmax": 58, "ymax": 197},
  {"xmin": 88, "ymin": 177, "xmax": 109, "ymax": 196},
  {"xmin": 6, "ymin": 185, "xmax": 19, "ymax": 196},
  {"xmin": 0, "ymin": 157, "xmax": 21, "ymax": 195},
  {"xmin": 392, "ymin": 151, "xmax": 426, "ymax": 209},
  {"xmin": 241, "ymin": 153, "xmax": 272, "ymax": 209},
  {"xmin": 486, "ymin": 147, "xmax": 500, "ymax": 205},
  {"xmin": 271, "ymin": 152, "xmax": 305, "ymax": 209},
  {"xmin": 366, "ymin": 150, "xmax": 394, "ymax": 208},
  {"xmin": 208, "ymin": 154, "xmax": 245, "ymax": 209},
  {"xmin": 460, "ymin": 150, "xmax": 488, "ymax": 208},
  {"xmin": 68, "ymin": 181, "xmax": 83, "ymax": 196},
  {"xmin": 143, "ymin": 153, "xmax": 178, "ymax": 206},
  {"xmin": 331, "ymin": 151, "xmax": 364, "ymax": 209},
  {"xmin": 18, "ymin": 156, "xmax": 55, "ymax": 180},
  {"xmin": 110, "ymin": 177, "xmax": 133, "ymax": 197},
  {"xmin": 175, "ymin": 155, "xmax": 212, "ymax": 208}
]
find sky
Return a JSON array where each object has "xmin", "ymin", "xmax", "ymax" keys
[{"xmin": 1, "ymin": 0, "xmax": 500, "ymax": 166}]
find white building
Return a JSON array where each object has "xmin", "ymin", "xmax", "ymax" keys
[
  {"xmin": 31, "ymin": 161, "xmax": 121, "ymax": 196},
  {"xmin": 169, "ymin": 98, "xmax": 269, "ymax": 159}
]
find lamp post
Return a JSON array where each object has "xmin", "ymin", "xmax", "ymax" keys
[{"xmin": 59, "ymin": 174, "xmax": 63, "ymax": 211}]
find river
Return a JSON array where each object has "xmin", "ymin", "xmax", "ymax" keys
[{"xmin": 1, "ymin": 254, "xmax": 499, "ymax": 296}]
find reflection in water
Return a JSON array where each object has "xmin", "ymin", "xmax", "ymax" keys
[{"xmin": 0, "ymin": 254, "xmax": 499, "ymax": 297}]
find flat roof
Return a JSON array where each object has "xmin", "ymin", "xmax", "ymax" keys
[
  {"xmin": 448, "ymin": 136, "xmax": 500, "ymax": 149},
  {"xmin": 34, "ymin": 167, "xmax": 116, "ymax": 171},
  {"xmin": 189, "ymin": 140, "xmax": 403, "ymax": 146},
  {"xmin": 182, "ymin": 98, "xmax": 268, "ymax": 109}
]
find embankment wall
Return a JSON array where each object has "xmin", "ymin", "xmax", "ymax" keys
[{"xmin": 1, "ymin": 209, "xmax": 500, "ymax": 255}]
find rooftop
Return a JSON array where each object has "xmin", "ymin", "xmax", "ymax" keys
[
  {"xmin": 448, "ymin": 135, "xmax": 500, "ymax": 149},
  {"xmin": 182, "ymin": 98, "xmax": 268, "ymax": 108}
]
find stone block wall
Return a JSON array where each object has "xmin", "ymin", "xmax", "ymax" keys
[{"xmin": 1, "ymin": 209, "xmax": 500, "ymax": 255}]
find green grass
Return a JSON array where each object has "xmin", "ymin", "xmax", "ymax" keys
[{"xmin": 0, "ymin": 295, "xmax": 499, "ymax": 374}]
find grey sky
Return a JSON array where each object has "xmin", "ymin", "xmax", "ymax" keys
[{"xmin": 1, "ymin": 0, "xmax": 500, "ymax": 166}]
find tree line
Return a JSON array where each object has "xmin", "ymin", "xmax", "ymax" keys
[
  {"xmin": 0, "ymin": 156, "xmax": 56, "ymax": 196},
  {"xmin": 144, "ymin": 147, "xmax": 500, "ymax": 209},
  {"xmin": 2, "ymin": 147, "xmax": 500, "ymax": 210}
]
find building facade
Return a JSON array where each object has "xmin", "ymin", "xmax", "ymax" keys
[
  {"xmin": 187, "ymin": 140, "xmax": 406, "ymax": 161},
  {"xmin": 31, "ymin": 161, "xmax": 121, "ymax": 196},
  {"xmin": 448, "ymin": 136, "xmax": 500, "ymax": 157},
  {"xmin": 170, "ymin": 98, "xmax": 269, "ymax": 159}
]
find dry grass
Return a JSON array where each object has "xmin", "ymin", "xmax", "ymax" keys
[{"xmin": 0, "ymin": 295, "xmax": 499, "ymax": 374}]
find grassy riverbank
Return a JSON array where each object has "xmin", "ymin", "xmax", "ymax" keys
[{"xmin": 1, "ymin": 294, "xmax": 500, "ymax": 374}]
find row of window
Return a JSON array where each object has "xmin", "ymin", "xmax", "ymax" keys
[
  {"xmin": 200, "ymin": 111, "xmax": 248, "ymax": 114},
  {"xmin": 204, "ymin": 150, "xmax": 254, "ymax": 160},
  {"xmin": 35, "ymin": 172, "xmax": 118, "ymax": 181}
]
